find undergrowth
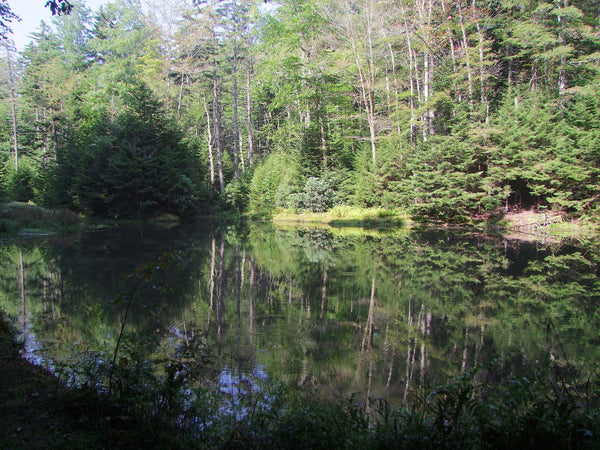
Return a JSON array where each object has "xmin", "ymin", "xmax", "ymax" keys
[
  {"xmin": 0, "ymin": 202, "xmax": 82, "ymax": 234},
  {"xmin": 47, "ymin": 345, "xmax": 600, "ymax": 449}
]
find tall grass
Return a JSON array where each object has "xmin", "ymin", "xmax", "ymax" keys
[
  {"xmin": 215, "ymin": 361, "xmax": 600, "ymax": 449},
  {"xmin": 0, "ymin": 202, "xmax": 81, "ymax": 234}
]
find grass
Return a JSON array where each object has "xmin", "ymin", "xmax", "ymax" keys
[
  {"xmin": 225, "ymin": 368, "xmax": 600, "ymax": 450},
  {"xmin": 0, "ymin": 202, "xmax": 82, "ymax": 235},
  {"xmin": 272, "ymin": 206, "xmax": 410, "ymax": 229}
]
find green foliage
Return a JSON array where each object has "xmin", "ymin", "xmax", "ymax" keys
[
  {"xmin": 6, "ymin": 164, "xmax": 36, "ymax": 203},
  {"xmin": 3, "ymin": 0, "xmax": 599, "ymax": 222},
  {"xmin": 369, "ymin": 362, "xmax": 600, "ymax": 450},
  {"xmin": 47, "ymin": 353, "xmax": 600, "ymax": 449},
  {"xmin": 51, "ymin": 78, "xmax": 205, "ymax": 218},
  {"xmin": 352, "ymin": 146, "xmax": 381, "ymax": 208},
  {"xmin": 290, "ymin": 173, "xmax": 342, "ymax": 213},
  {"xmin": 401, "ymin": 134, "xmax": 499, "ymax": 223},
  {"xmin": 0, "ymin": 202, "xmax": 80, "ymax": 234},
  {"xmin": 248, "ymin": 152, "xmax": 301, "ymax": 214},
  {"xmin": 486, "ymin": 91, "xmax": 600, "ymax": 214},
  {"xmin": 223, "ymin": 169, "xmax": 254, "ymax": 214}
]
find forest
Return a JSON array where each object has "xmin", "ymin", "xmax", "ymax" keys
[{"xmin": 0, "ymin": 0, "xmax": 599, "ymax": 223}]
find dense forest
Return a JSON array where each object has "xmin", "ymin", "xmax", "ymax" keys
[{"xmin": 0, "ymin": 0, "xmax": 599, "ymax": 222}]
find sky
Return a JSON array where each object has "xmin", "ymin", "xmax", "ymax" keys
[{"xmin": 8, "ymin": 0, "xmax": 109, "ymax": 51}]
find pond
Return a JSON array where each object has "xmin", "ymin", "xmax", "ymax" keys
[{"xmin": 1, "ymin": 222, "xmax": 599, "ymax": 405}]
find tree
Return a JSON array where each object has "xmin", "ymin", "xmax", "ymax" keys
[
  {"xmin": 0, "ymin": 0, "xmax": 19, "ymax": 40},
  {"xmin": 0, "ymin": 0, "xmax": 73, "ymax": 40},
  {"xmin": 52, "ymin": 76, "xmax": 205, "ymax": 217},
  {"xmin": 3, "ymin": 0, "xmax": 599, "ymax": 221},
  {"xmin": 46, "ymin": 0, "xmax": 73, "ymax": 16},
  {"xmin": 2, "ymin": 39, "xmax": 17, "ymax": 171}
]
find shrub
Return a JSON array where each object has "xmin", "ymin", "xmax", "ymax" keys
[
  {"xmin": 6, "ymin": 164, "xmax": 37, "ymax": 203},
  {"xmin": 290, "ymin": 177, "xmax": 336, "ymax": 212},
  {"xmin": 248, "ymin": 153, "xmax": 301, "ymax": 214}
]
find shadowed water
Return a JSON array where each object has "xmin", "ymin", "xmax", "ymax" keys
[{"xmin": 1, "ymin": 222, "xmax": 598, "ymax": 404}]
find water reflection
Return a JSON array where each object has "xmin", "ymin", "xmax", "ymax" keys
[{"xmin": 1, "ymin": 223, "xmax": 598, "ymax": 404}]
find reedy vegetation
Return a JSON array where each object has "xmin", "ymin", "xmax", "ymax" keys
[{"xmin": 0, "ymin": 0, "xmax": 599, "ymax": 221}]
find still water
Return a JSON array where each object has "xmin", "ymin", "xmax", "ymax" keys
[{"xmin": 1, "ymin": 222, "xmax": 599, "ymax": 403}]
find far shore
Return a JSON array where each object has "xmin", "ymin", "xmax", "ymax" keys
[
  {"xmin": 270, "ymin": 207, "xmax": 598, "ymax": 242},
  {"xmin": 2, "ymin": 202, "xmax": 597, "ymax": 243}
]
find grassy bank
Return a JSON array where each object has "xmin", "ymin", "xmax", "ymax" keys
[
  {"xmin": 0, "ymin": 202, "xmax": 220, "ymax": 237},
  {"xmin": 272, "ymin": 206, "xmax": 409, "ymax": 229},
  {"xmin": 0, "ymin": 202, "xmax": 83, "ymax": 236},
  {"xmin": 271, "ymin": 206, "xmax": 599, "ymax": 243}
]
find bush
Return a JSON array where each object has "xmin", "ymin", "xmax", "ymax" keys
[
  {"xmin": 223, "ymin": 169, "xmax": 254, "ymax": 214},
  {"xmin": 6, "ymin": 164, "xmax": 37, "ymax": 203},
  {"xmin": 290, "ymin": 176, "xmax": 337, "ymax": 212},
  {"xmin": 248, "ymin": 153, "xmax": 301, "ymax": 214}
]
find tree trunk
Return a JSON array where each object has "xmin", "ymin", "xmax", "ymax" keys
[
  {"xmin": 216, "ymin": 234, "xmax": 225, "ymax": 339},
  {"xmin": 442, "ymin": 0, "xmax": 459, "ymax": 103},
  {"xmin": 320, "ymin": 265, "xmax": 328, "ymax": 319},
  {"xmin": 341, "ymin": 0, "xmax": 378, "ymax": 164},
  {"xmin": 361, "ymin": 275, "xmax": 376, "ymax": 352},
  {"xmin": 177, "ymin": 71, "xmax": 185, "ymax": 118},
  {"xmin": 400, "ymin": 0, "xmax": 416, "ymax": 141},
  {"xmin": 248, "ymin": 256, "xmax": 255, "ymax": 345},
  {"xmin": 203, "ymin": 93, "xmax": 215, "ymax": 186},
  {"xmin": 212, "ymin": 63, "xmax": 225, "ymax": 194},
  {"xmin": 233, "ymin": 35, "xmax": 240, "ymax": 180},
  {"xmin": 20, "ymin": 251, "xmax": 25, "ymax": 328},
  {"xmin": 458, "ymin": 2, "xmax": 474, "ymax": 112},
  {"xmin": 476, "ymin": 21, "xmax": 489, "ymax": 122},
  {"xmin": 5, "ymin": 43, "xmax": 18, "ymax": 172},
  {"xmin": 557, "ymin": 0, "xmax": 568, "ymax": 94},
  {"xmin": 317, "ymin": 91, "xmax": 328, "ymax": 171},
  {"xmin": 246, "ymin": 54, "xmax": 254, "ymax": 167}
]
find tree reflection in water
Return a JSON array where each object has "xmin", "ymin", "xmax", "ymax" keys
[{"xmin": 1, "ymin": 222, "xmax": 598, "ymax": 404}]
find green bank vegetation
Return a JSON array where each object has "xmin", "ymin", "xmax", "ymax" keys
[
  {"xmin": 0, "ymin": 0, "xmax": 597, "ymax": 227},
  {"xmin": 272, "ymin": 206, "xmax": 409, "ymax": 228},
  {"xmin": 0, "ymin": 201, "xmax": 82, "ymax": 235}
]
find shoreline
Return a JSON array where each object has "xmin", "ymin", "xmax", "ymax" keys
[{"xmin": 270, "ymin": 208, "xmax": 598, "ymax": 242}]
